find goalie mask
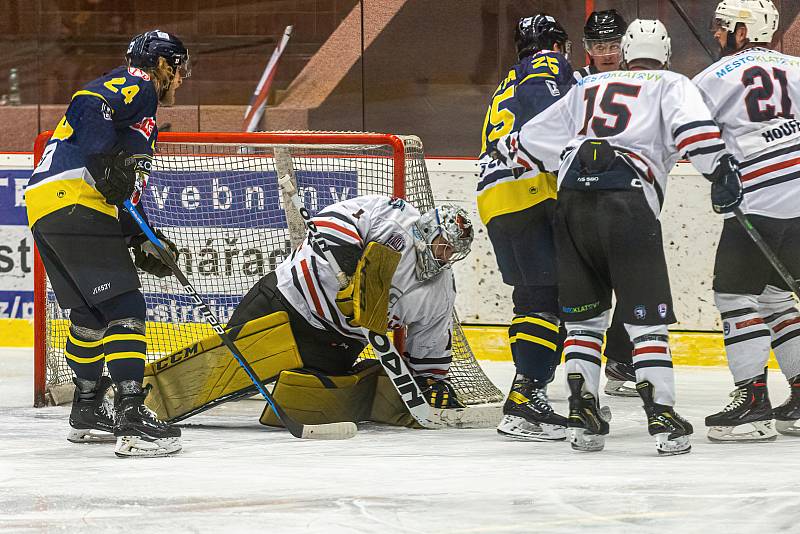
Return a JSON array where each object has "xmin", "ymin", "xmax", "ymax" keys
[
  {"xmin": 712, "ymin": 0, "xmax": 778, "ymax": 55},
  {"xmin": 412, "ymin": 205, "xmax": 473, "ymax": 281}
]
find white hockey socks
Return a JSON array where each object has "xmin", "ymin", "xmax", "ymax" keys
[
  {"xmin": 625, "ymin": 323, "xmax": 675, "ymax": 406},
  {"xmin": 564, "ymin": 312, "xmax": 609, "ymax": 397},
  {"xmin": 715, "ymin": 292, "xmax": 772, "ymax": 383},
  {"xmin": 760, "ymin": 285, "xmax": 800, "ymax": 381}
]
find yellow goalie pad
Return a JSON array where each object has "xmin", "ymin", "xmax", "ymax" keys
[
  {"xmin": 347, "ymin": 241, "xmax": 401, "ymax": 332},
  {"xmin": 259, "ymin": 360, "xmax": 383, "ymax": 427},
  {"xmin": 144, "ymin": 312, "xmax": 303, "ymax": 422}
]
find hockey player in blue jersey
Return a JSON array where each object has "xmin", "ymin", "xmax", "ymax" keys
[
  {"xmin": 477, "ymin": 14, "xmax": 575, "ymax": 441},
  {"xmin": 26, "ymin": 30, "xmax": 189, "ymax": 457}
]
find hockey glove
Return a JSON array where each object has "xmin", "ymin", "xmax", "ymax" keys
[
  {"xmin": 129, "ymin": 229, "xmax": 179, "ymax": 278},
  {"xmin": 414, "ymin": 376, "xmax": 464, "ymax": 409},
  {"xmin": 704, "ymin": 155, "xmax": 743, "ymax": 214},
  {"xmin": 90, "ymin": 152, "xmax": 151, "ymax": 206}
]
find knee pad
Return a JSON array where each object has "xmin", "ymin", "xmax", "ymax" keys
[
  {"xmin": 714, "ymin": 291, "xmax": 759, "ymax": 314},
  {"xmin": 95, "ymin": 290, "xmax": 146, "ymax": 324},
  {"xmin": 759, "ymin": 285, "xmax": 796, "ymax": 317},
  {"xmin": 69, "ymin": 306, "xmax": 107, "ymax": 334},
  {"xmin": 511, "ymin": 286, "xmax": 559, "ymax": 316}
]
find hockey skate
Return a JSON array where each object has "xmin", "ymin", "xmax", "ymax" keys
[
  {"xmin": 774, "ymin": 375, "xmax": 800, "ymax": 436},
  {"xmin": 566, "ymin": 373, "xmax": 610, "ymax": 451},
  {"xmin": 113, "ymin": 382, "xmax": 182, "ymax": 458},
  {"xmin": 67, "ymin": 376, "xmax": 115, "ymax": 443},
  {"xmin": 497, "ymin": 375, "xmax": 567, "ymax": 441},
  {"xmin": 637, "ymin": 381, "xmax": 692, "ymax": 455},
  {"xmin": 604, "ymin": 360, "xmax": 638, "ymax": 397},
  {"xmin": 705, "ymin": 374, "xmax": 777, "ymax": 442}
]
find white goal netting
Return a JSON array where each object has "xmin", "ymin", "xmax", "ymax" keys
[{"xmin": 36, "ymin": 132, "xmax": 503, "ymax": 406}]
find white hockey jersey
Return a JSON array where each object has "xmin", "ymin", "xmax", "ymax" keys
[
  {"xmin": 275, "ymin": 195, "xmax": 456, "ymax": 377},
  {"xmin": 511, "ymin": 69, "xmax": 727, "ymax": 217},
  {"xmin": 693, "ymin": 47, "xmax": 800, "ymax": 219}
]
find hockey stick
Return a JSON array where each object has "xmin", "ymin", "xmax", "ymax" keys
[
  {"xmin": 666, "ymin": 0, "xmax": 717, "ymax": 62},
  {"xmin": 122, "ymin": 199, "xmax": 357, "ymax": 440},
  {"xmin": 733, "ymin": 207, "xmax": 800, "ymax": 298},
  {"xmin": 278, "ymin": 176, "xmax": 464, "ymax": 429}
]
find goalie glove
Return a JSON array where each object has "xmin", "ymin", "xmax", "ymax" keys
[
  {"xmin": 129, "ymin": 229, "xmax": 179, "ymax": 278},
  {"xmin": 414, "ymin": 376, "xmax": 464, "ymax": 409},
  {"xmin": 704, "ymin": 154, "xmax": 743, "ymax": 214}
]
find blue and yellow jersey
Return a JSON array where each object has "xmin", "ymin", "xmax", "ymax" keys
[
  {"xmin": 26, "ymin": 65, "xmax": 159, "ymax": 227},
  {"xmin": 477, "ymin": 51, "xmax": 574, "ymax": 225}
]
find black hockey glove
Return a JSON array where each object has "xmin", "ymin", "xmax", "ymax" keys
[
  {"xmin": 129, "ymin": 229, "xmax": 179, "ymax": 278},
  {"xmin": 704, "ymin": 154, "xmax": 743, "ymax": 214},
  {"xmin": 414, "ymin": 376, "xmax": 464, "ymax": 409},
  {"xmin": 90, "ymin": 152, "xmax": 150, "ymax": 206}
]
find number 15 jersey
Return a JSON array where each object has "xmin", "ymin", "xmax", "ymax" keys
[
  {"xmin": 513, "ymin": 69, "xmax": 727, "ymax": 217},
  {"xmin": 693, "ymin": 47, "xmax": 800, "ymax": 219}
]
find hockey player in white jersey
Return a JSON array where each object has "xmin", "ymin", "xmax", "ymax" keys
[
  {"xmin": 495, "ymin": 20, "xmax": 743, "ymax": 454},
  {"xmin": 227, "ymin": 195, "xmax": 473, "ymax": 409},
  {"xmin": 694, "ymin": 0, "xmax": 800, "ymax": 441}
]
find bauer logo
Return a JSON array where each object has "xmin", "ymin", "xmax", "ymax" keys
[{"xmin": 143, "ymin": 169, "xmax": 357, "ymax": 229}]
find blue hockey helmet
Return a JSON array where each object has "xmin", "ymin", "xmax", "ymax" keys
[
  {"xmin": 126, "ymin": 30, "xmax": 190, "ymax": 78},
  {"xmin": 515, "ymin": 14, "xmax": 570, "ymax": 59}
]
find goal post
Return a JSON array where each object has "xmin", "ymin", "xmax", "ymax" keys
[{"xmin": 32, "ymin": 130, "xmax": 504, "ymax": 409}]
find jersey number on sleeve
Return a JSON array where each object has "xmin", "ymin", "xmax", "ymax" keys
[
  {"xmin": 741, "ymin": 66, "xmax": 794, "ymax": 122},
  {"xmin": 103, "ymin": 77, "xmax": 140, "ymax": 105},
  {"xmin": 579, "ymin": 83, "xmax": 641, "ymax": 137}
]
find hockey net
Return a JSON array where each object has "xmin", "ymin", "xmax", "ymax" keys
[{"xmin": 33, "ymin": 131, "xmax": 504, "ymax": 408}]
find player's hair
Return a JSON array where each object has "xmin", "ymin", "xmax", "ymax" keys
[{"xmin": 141, "ymin": 57, "xmax": 177, "ymax": 100}]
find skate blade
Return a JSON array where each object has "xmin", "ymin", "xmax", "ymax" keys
[
  {"xmin": 496, "ymin": 415, "xmax": 566, "ymax": 441},
  {"xmin": 604, "ymin": 380, "xmax": 638, "ymax": 397},
  {"xmin": 775, "ymin": 419, "xmax": 800, "ymax": 436},
  {"xmin": 67, "ymin": 428, "xmax": 116, "ymax": 444},
  {"xmin": 654, "ymin": 433, "xmax": 692, "ymax": 456},
  {"xmin": 568, "ymin": 427, "xmax": 605, "ymax": 451},
  {"xmin": 114, "ymin": 436, "xmax": 182, "ymax": 458},
  {"xmin": 707, "ymin": 419, "xmax": 778, "ymax": 442}
]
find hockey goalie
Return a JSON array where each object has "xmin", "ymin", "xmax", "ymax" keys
[{"xmin": 142, "ymin": 195, "xmax": 474, "ymax": 427}]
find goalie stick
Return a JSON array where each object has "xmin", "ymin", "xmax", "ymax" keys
[
  {"xmin": 122, "ymin": 199, "xmax": 357, "ymax": 440},
  {"xmin": 278, "ymin": 175, "xmax": 491, "ymax": 429}
]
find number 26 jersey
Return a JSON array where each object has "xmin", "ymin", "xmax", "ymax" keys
[{"xmin": 693, "ymin": 47, "xmax": 800, "ymax": 219}]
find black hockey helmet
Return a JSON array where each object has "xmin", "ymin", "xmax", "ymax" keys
[
  {"xmin": 126, "ymin": 30, "xmax": 190, "ymax": 78},
  {"xmin": 515, "ymin": 14, "xmax": 569, "ymax": 59},
  {"xmin": 584, "ymin": 10, "xmax": 627, "ymax": 42}
]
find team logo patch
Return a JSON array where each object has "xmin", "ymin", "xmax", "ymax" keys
[
  {"xmin": 385, "ymin": 232, "xmax": 406, "ymax": 252},
  {"xmin": 657, "ymin": 303, "xmax": 668, "ymax": 319},
  {"xmin": 723, "ymin": 321, "xmax": 730, "ymax": 336},
  {"xmin": 127, "ymin": 67, "xmax": 150, "ymax": 80},
  {"xmin": 130, "ymin": 116, "xmax": 156, "ymax": 139},
  {"xmin": 101, "ymin": 103, "xmax": 112, "ymax": 120},
  {"xmin": 388, "ymin": 197, "xmax": 406, "ymax": 210},
  {"xmin": 634, "ymin": 305, "xmax": 647, "ymax": 320}
]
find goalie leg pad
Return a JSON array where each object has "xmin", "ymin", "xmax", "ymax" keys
[
  {"xmin": 144, "ymin": 312, "xmax": 303, "ymax": 422},
  {"xmin": 259, "ymin": 360, "xmax": 382, "ymax": 427}
]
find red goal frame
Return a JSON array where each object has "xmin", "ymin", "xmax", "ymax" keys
[{"xmin": 32, "ymin": 131, "xmax": 409, "ymax": 407}]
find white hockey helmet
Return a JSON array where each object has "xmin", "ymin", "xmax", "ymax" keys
[
  {"xmin": 714, "ymin": 0, "xmax": 779, "ymax": 44},
  {"xmin": 622, "ymin": 19, "xmax": 671, "ymax": 68},
  {"xmin": 412, "ymin": 204, "xmax": 473, "ymax": 281}
]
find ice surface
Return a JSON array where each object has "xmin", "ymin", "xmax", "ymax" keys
[{"xmin": 1, "ymin": 347, "xmax": 799, "ymax": 533}]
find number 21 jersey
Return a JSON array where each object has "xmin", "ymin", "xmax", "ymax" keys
[{"xmin": 693, "ymin": 47, "xmax": 800, "ymax": 219}]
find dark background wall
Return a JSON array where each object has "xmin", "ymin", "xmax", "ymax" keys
[{"xmin": 0, "ymin": 0, "xmax": 798, "ymax": 155}]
